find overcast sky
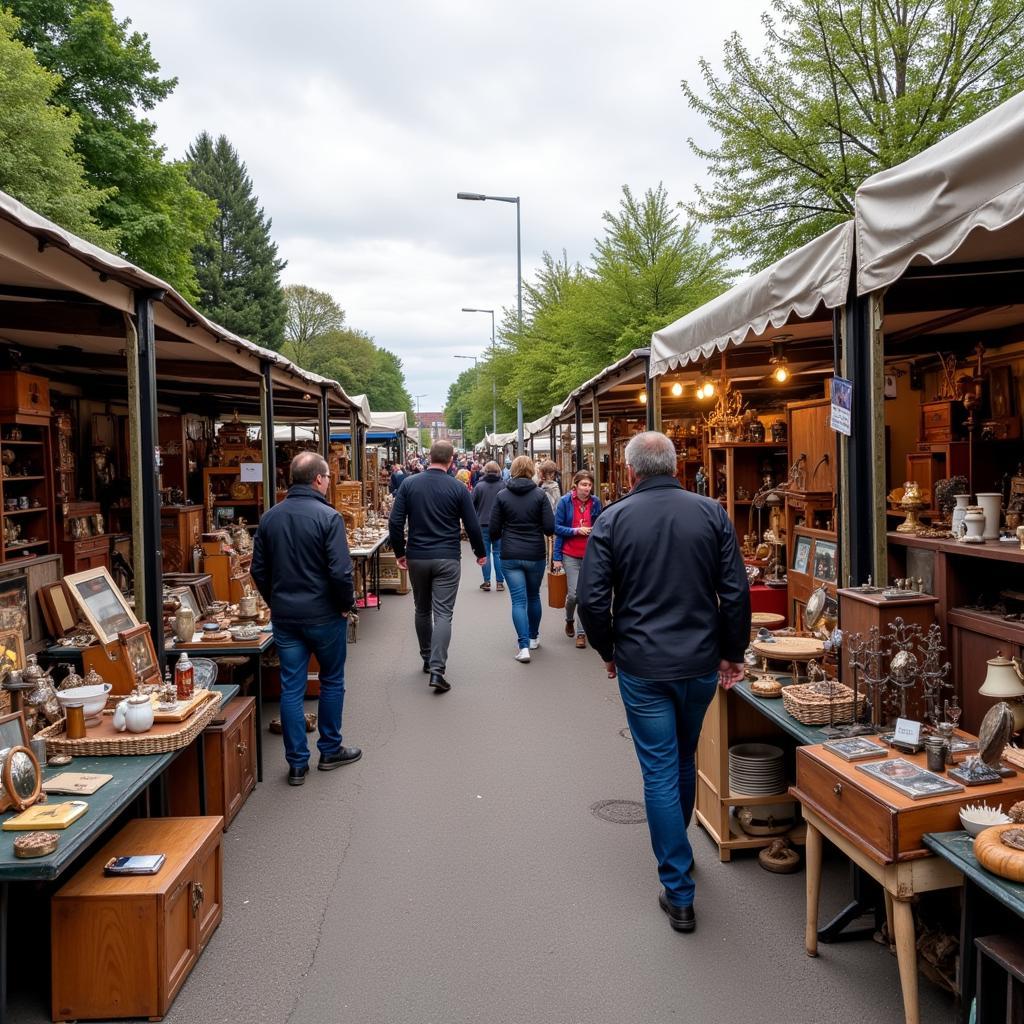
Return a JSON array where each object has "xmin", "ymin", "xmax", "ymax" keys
[{"xmin": 114, "ymin": 0, "xmax": 766, "ymax": 414}]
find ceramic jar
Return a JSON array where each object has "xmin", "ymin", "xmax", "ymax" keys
[
  {"xmin": 238, "ymin": 595, "xmax": 258, "ymax": 618},
  {"xmin": 771, "ymin": 420, "xmax": 787, "ymax": 443},
  {"xmin": 113, "ymin": 693, "xmax": 154, "ymax": 733},
  {"xmin": 173, "ymin": 605, "xmax": 196, "ymax": 643},
  {"xmin": 958, "ymin": 505, "xmax": 986, "ymax": 543},
  {"xmin": 951, "ymin": 493, "xmax": 971, "ymax": 535},
  {"xmin": 975, "ymin": 492, "xmax": 1002, "ymax": 540}
]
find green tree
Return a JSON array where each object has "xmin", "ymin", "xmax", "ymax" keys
[
  {"xmin": 187, "ymin": 132, "xmax": 287, "ymax": 349},
  {"xmin": 683, "ymin": 0, "xmax": 1024, "ymax": 270},
  {"xmin": 369, "ymin": 349, "xmax": 414, "ymax": 416},
  {"xmin": 0, "ymin": 8, "xmax": 115, "ymax": 245},
  {"xmin": 10, "ymin": 0, "xmax": 217, "ymax": 298},
  {"xmin": 282, "ymin": 284, "xmax": 345, "ymax": 367}
]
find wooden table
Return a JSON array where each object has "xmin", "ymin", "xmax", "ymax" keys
[
  {"xmin": 793, "ymin": 744, "xmax": 1024, "ymax": 1024},
  {"xmin": 924, "ymin": 830, "xmax": 1024, "ymax": 1022},
  {"xmin": 167, "ymin": 631, "xmax": 273, "ymax": 782},
  {"xmin": 350, "ymin": 534, "xmax": 387, "ymax": 611},
  {"xmin": 0, "ymin": 683, "xmax": 237, "ymax": 1024}
]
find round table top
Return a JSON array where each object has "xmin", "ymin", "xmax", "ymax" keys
[
  {"xmin": 751, "ymin": 636, "xmax": 826, "ymax": 660},
  {"xmin": 751, "ymin": 612, "xmax": 786, "ymax": 628}
]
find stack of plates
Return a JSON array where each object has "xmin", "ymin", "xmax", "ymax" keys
[{"xmin": 729, "ymin": 743, "xmax": 786, "ymax": 796}]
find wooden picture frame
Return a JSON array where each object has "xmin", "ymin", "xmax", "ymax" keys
[
  {"xmin": 0, "ymin": 710, "xmax": 29, "ymax": 752},
  {"xmin": 166, "ymin": 585, "xmax": 200, "ymax": 619},
  {"xmin": 65, "ymin": 567, "xmax": 138, "ymax": 647},
  {"xmin": 116, "ymin": 624, "xmax": 160, "ymax": 690},
  {"xmin": 0, "ymin": 628, "xmax": 25, "ymax": 675},
  {"xmin": 39, "ymin": 581, "xmax": 79, "ymax": 639},
  {"xmin": 162, "ymin": 572, "xmax": 214, "ymax": 615}
]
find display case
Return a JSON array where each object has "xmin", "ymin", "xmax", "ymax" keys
[
  {"xmin": 707, "ymin": 441, "xmax": 789, "ymax": 537},
  {"xmin": 57, "ymin": 500, "xmax": 109, "ymax": 575},
  {"xmin": 203, "ymin": 465, "xmax": 264, "ymax": 532}
]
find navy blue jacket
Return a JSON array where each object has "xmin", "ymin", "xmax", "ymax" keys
[
  {"xmin": 251, "ymin": 484, "xmax": 354, "ymax": 625},
  {"xmin": 471, "ymin": 473, "xmax": 505, "ymax": 528},
  {"xmin": 577, "ymin": 476, "xmax": 750, "ymax": 679},
  {"xmin": 388, "ymin": 467, "xmax": 485, "ymax": 560},
  {"xmin": 489, "ymin": 477, "xmax": 554, "ymax": 561}
]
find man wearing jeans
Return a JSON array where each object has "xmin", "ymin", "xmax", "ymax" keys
[
  {"xmin": 471, "ymin": 461, "xmax": 505, "ymax": 591},
  {"xmin": 252, "ymin": 451, "xmax": 360, "ymax": 787},
  {"xmin": 578, "ymin": 431, "xmax": 750, "ymax": 933},
  {"xmin": 389, "ymin": 441, "xmax": 486, "ymax": 693}
]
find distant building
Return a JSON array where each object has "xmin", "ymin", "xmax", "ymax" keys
[{"xmin": 416, "ymin": 412, "xmax": 449, "ymax": 442}]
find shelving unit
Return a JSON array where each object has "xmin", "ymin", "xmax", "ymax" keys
[
  {"xmin": 706, "ymin": 441, "xmax": 789, "ymax": 537},
  {"xmin": 0, "ymin": 422, "xmax": 55, "ymax": 564},
  {"xmin": 203, "ymin": 465, "xmax": 264, "ymax": 532}
]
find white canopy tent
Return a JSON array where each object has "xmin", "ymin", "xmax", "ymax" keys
[
  {"xmin": 649, "ymin": 223, "xmax": 853, "ymax": 375},
  {"xmin": 856, "ymin": 91, "xmax": 1024, "ymax": 295}
]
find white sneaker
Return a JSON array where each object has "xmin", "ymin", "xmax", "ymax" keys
[
  {"xmin": 529, "ymin": 637, "xmax": 540, "ymax": 650},
  {"xmin": 515, "ymin": 648, "xmax": 531, "ymax": 663}
]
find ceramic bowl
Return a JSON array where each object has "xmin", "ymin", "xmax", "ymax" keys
[
  {"xmin": 56, "ymin": 683, "xmax": 112, "ymax": 722},
  {"xmin": 960, "ymin": 804, "xmax": 1011, "ymax": 837}
]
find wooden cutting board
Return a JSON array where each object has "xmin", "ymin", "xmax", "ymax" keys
[{"xmin": 752, "ymin": 636, "xmax": 826, "ymax": 659}]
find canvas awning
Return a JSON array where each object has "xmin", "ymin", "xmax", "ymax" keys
[
  {"xmin": 368, "ymin": 410, "xmax": 409, "ymax": 434},
  {"xmin": 649, "ymin": 222, "xmax": 853, "ymax": 376},
  {"xmin": 347, "ymin": 394, "xmax": 374, "ymax": 427},
  {"xmin": 856, "ymin": 91, "xmax": 1024, "ymax": 296}
]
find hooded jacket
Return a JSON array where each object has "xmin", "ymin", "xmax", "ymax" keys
[
  {"xmin": 471, "ymin": 472, "xmax": 505, "ymax": 527},
  {"xmin": 489, "ymin": 476, "xmax": 554, "ymax": 561}
]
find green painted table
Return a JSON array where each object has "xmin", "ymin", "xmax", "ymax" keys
[
  {"xmin": 0, "ymin": 682, "xmax": 237, "ymax": 1022},
  {"xmin": 924, "ymin": 830, "xmax": 1024, "ymax": 1022},
  {"xmin": 730, "ymin": 675, "xmax": 832, "ymax": 746}
]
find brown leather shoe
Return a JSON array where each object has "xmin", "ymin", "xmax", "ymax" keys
[
  {"xmin": 575, "ymin": 634, "xmax": 587, "ymax": 649},
  {"xmin": 564, "ymin": 620, "xmax": 575, "ymax": 638}
]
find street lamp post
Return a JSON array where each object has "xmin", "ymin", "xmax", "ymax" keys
[
  {"xmin": 457, "ymin": 193, "xmax": 524, "ymax": 450},
  {"xmin": 460, "ymin": 308, "xmax": 497, "ymax": 437}
]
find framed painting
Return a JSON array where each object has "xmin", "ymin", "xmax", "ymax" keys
[
  {"xmin": 38, "ymin": 582, "xmax": 78, "ymax": 639},
  {"xmin": 813, "ymin": 540, "xmax": 838, "ymax": 584},
  {"xmin": 117, "ymin": 624, "xmax": 160, "ymax": 690},
  {"xmin": 0, "ymin": 710, "xmax": 29, "ymax": 753},
  {"xmin": 167, "ymin": 586, "xmax": 200, "ymax": 619},
  {"xmin": 0, "ymin": 574, "xmax": 29, "ymax": 640},
  {"xmin": 0, "ymin": 628, "xmax": 25, "ymax": 676},
  {"xmin": 65, "ymin": 567, "xmax": 138, "ymax": 647},
  {"xmin": 792, "ymin": 535, "xmax": 812, "ymax": 575}
]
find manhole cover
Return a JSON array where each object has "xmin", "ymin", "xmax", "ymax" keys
[
  {"xmin": 591, "ymin": 799, "xmax": 646, "ymax": 824},
  {"xmin": 619, "ymin": 727, "xmax": 632, "ymax": 742}
]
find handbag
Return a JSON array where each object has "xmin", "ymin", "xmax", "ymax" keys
[{"xmin": 547, "ymin": 568, "xmax": 567, "ymax": 609}]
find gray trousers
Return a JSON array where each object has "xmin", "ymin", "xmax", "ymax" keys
[
  {"xmin": 408, "ymin": 558, "xmax": 461, "ymax": 673},
  {"xmin": 563, "ymin": 554, "xmax": 583, "ymax": 633}
]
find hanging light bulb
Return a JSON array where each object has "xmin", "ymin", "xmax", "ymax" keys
[
  {"xmin": 670, "ymin": 381, "xmax": 683, "ymax": 398},
  {"xmin": 638, "ymin": 389, "xmax": 648, "ymax": 404},
  {"xmin": 769, "ymin": 338, "xmax": 791, "ymax": 385}
]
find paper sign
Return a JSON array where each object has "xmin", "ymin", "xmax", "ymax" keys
[
  {"xmin": 893, "ymin": 718, "xmax": 922, "ymax": 746},
  {"xmin": 830, "ymin": 377, "xmax": 852, "ymax": 436},
  {"xmin": 239, "ymin": 462, "xmax": 263, "ymax": 482}
]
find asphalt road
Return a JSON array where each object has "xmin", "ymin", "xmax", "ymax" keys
[{"xmin": 14, "ymin": 549, "xmax": 957, "ymax": 1023}]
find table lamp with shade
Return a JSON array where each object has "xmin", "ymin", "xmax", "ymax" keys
[{"xmin": 979, "ymin": 651, "xmax": 1024, "ymax": 732}]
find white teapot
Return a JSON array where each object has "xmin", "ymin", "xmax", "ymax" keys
[{"xmin": 113, "ymin": 693, "xmax": 154, "ymax": 733}]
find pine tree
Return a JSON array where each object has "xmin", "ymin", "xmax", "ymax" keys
[{"xmin": 186, "ymin": 132, "xmax": 287, "ymax": 350}]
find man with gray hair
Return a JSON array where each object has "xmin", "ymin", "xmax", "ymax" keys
[
  {"xmin": 252, "ymin": 450, "xmax": 360, "ymax": 786},
  {"xmin": 578, "ymin": 431, "xmax": 750, "ymax": 933}
]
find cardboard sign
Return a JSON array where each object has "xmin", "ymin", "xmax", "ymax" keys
[
  {"xmin": 830, "ymin": 376, "xmax": 852, "ymax": 436},
  {"xmin": 893, "ymin": 718, "xmax": 922, "ymax": 747},
  {"xmin": 239, "ymin": 462, "xmax": 263, "ymax": 482}
]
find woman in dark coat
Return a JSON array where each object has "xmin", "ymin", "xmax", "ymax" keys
[
  {"xmin": 471, "ymin": 461, "xmax": 505, "ymax": 591},
  {"xmin": 489, "ymin": 455, "xmax": 554, "ymax": 663}
]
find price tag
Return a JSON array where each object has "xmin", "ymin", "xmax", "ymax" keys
[
  {"xmin": 893, "ymin": 718, "xmax": 922, "ymax": 746},
  {"xmin": 240, "ymin": 463, "xmax": 263, "ymax": 482}
]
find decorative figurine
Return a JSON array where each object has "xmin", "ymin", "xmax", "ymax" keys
[{"xmin": 695, "ymin": 465, "xmax": 707, "ymax": 496}]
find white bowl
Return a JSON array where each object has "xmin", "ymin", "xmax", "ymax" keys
[
  {"xmin": 56, "ymin": 683, "xmax": 112, "ymax": 721},
  {"xmin": 959, "ymin": 805, "xmax": 1011, "ymax": 837}
]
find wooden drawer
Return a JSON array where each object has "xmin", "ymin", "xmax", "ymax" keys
[
  {"xmin": 0, "ymin": 370, "xmax": 50, "ymax": 417},
  {"xmin": 921, "ymin": 400, "xmax": 963, "ymax": 442},
  {"xmin": 793, "ymin": 745, "xmax": 1024, "ymax": 864},
  {"xmin": 52, "ymin": 816, "xmax": 223, "ymax": 1022}
]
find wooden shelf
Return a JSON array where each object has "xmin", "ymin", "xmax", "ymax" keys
[
  {"xmin": 212, "ymin": 499, "xmax": 260, "ymax": 506},
  {"xmin": 0, "ymin": 475, "xmax": 45, "ymax": 482},
  {"xmin": 888, "ymin": 531, "xmax": 1024, "ymax": 565},
  {"xmin": 707, "ymin": 441, "xmax": 787, "ymax": 450},
  {"xmin": 2, "ymin": 507, "xmax": 47, "ymax": 516},
  {"xmin": 5, "ymin": 540, "xmax": 47, "ymax": 552},
  {"xmin": 0, "ymin": 439, "xmax": 44, "ymax": 446}
]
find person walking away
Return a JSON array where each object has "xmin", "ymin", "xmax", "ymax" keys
[
  {"xmin": 389, "ymin": 462, "xmax": 407, "ymax": 494},
  {"xmin": 251, "ymin": 451, "xmax": 361, "ymax": 787},
  {"xmin": 538, "ymin": 460, "xmax": 561, "ymax": 567},
  {"xmin": 552, "ymin": 470, "xmax": 602, "ymax": 649},
  {"xmin": 388, "ymin": 441, "xmax": 486, "ymax": 693},
  {"xmin": 489, "ymin": 456, "xmax": 554, "ymax": 663},
  {"xmin": 472, "ymin": 461, "xmax": 505, "ymax": 592},
  {"xmin": 577, "ymin": 432, "xmax": 749, "ymax": 932}
]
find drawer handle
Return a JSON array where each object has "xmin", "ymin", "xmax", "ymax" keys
[
  {"xmin": 191, "ymin": 881, "xmax": 205, "ymax": 918},
  {"xmin": 236, "ymin": 741, "xmax": 248, "ymax": 758},
  {"xmin": 833, "ymin": 783, "xmax": 843, "ymax": 796}
]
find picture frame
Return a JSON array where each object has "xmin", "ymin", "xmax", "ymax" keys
[
  {"xmin": 38, "ymin": 581, "xmax": 79, "ymax": 639},
  {"xmin": 856, "ymin": 757, "xmax": 964, "ymax": 800},
  {"xmin": 813, "ymin": 540, "xmax": 838, "ymax": 583},
  {"xmin": 0, "ymin": 710, "xmax": 30, "ymax": 753},
  {"xmin": 0, "ymin": 628, "xmax": 25, "ymax": 676},
  {"xmin": 166, "ymin": 585, "xmax": 200, "ymax": 620},
  {"xmin": 162, "ymin": 573, "xmax": 214, "ymax": 615},
  {"xmin": 792, "ymin": 535, "xmax": 812, "ymax": 575},
  {"xmin": 116, "ymin": 624, "xmax": 160, "ymax": 690},
  {"xmin": 0, "ymin": 574, "xmax": 29, "ymax": 640},
  {"xmin": 988, "ymin": 365, "xmax": 1015, "ymax": 420},
  {"xmin": 65, "ymin": 567, "xmax": 138, "ymax": 647}
]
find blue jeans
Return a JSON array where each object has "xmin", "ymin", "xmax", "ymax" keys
[
  {"xmin": 274, "ymin": 618, "xmax": 348, "ymax": 769},
  {"xmin": 481, "ymin": 528, "xmax": 504, "ymax": 584},
  {"xmin": 501, "ymin": 558, "xmax": 545, "ymax": 649},
  {"xmin": 617, "ymin": 668, "xmax": 718, "ymax": 907}
]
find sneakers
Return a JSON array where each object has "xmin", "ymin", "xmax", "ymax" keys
[
  {"xmin": 479, "ymin": 582, "xmax": 491, "ymax": 591},
  {"xmin": 529, "ymin": 637, "xmax": 540, "ymax": 650},
  {"xmin": 496, "ymin": 582, "xmax": 505, "ymax": 591},
  {"xmin": 575, "ymin": 634, "xmax": 587, "ymax": 649},
  {"xmin": 564, "ymin": 620, "xmax": 574, "ymax": 638},
  {"xmin": 514, "ymin": 648, "xmax": 531, "ymax": 663}
]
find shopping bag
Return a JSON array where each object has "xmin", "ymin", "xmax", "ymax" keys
[{"xmin": 547, "ymin": 568, "xmax": 567, "ymax": 609}]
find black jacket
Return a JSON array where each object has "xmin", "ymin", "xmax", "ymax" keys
[
  {"xmin": 388, "ymin": 467, "xmax": 485, "ymax": 560},
  {"xmin": 472, "ymin": 473, "xmax": 505, "ymax": 527},
  {"xmin": 251, "ymin": 484, "xmax": 354, "ymax": 625},
  {"xmin": 489, "ymin": 477, "xmax": 554, "ymax": 561},
  {"xmin": 577, "ymin": 476, "xmax": 750, "ymax": 679},
  {"xmin": 388, "ymin": 469, "xmax": 406, "ymax": 494}
]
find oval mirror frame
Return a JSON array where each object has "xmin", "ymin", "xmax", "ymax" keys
[{"xmin": 1, "ymin": 745, "xmax": 40, "ymax": 811}]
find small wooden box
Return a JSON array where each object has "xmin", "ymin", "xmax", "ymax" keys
[
  {"xmin": 51, "ymin": 816, "xmax": 223, "ymax": 1021},
  {"xmin": 921, "ymin": 399, "xmax": 964, "ymax": 442},
  {"xmin": 167, "ymin": 697, "xmax": 256, "ymax": 829},
  {"xmin": 792, "ymin": 744, "xmax": 1024, "ymax": 863},
  {"xmin": 0, "ymin": 370, "xmax": 50, "ymax": 418}
]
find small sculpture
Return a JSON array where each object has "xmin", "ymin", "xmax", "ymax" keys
[{"xmin": 695, "ymin": 466, "xmax": 707, "ymax": 496}]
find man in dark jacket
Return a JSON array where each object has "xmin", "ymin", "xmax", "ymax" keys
[
  {"xmin": 252, "ymin": 451, "xmax": 360, "ymax": 786},
  {"xmin": 578, "ymin": 431, "xmax": 750, "ymax": 933},
  {"xmin": 471, "ymin": 461, "xmax": 505, "ymax": 591},
  {"xmin": 389, "ymin": 463, "xmax": 407, "ymax": 494},
  {"xmin": 388, "ymin": 440, "xmax": 486, "ymax": 693}
]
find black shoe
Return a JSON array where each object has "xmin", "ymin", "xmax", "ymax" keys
[
  {"xmin": 287, "ymin": 765, "xmax": 308, "ymax": 786},
  {"xmin": 422, "ymin": 661, "xmax": 431, "ymax": 674},
  {"xmin": 659, "ymin": 890, "xmax": 695, "ymax": 932},
  {"xmin": 429, "ymin": 672, "xmax": 451, "ymax": 693},
  {"xmin": 317, "ymin": 746, "xmax": 362, "ymax": 770}
]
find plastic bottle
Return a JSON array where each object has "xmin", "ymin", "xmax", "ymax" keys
[{"xmin": 175, "ymin": 651, "xmax": 194, "ymax": 701}]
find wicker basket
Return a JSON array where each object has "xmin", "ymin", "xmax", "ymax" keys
[
  {"xmin": 37, "ymin": 689, "xmax": 221, "ymax": 756},
  {"xmin": 782, "ymin": 682, "xmax": 865, "ymax": 726}
]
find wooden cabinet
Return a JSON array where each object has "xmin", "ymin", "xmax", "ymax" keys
[
  {"xmin": 786, "ymin": 396, "xmax": 835, "ymax": 495},
  {"xmin": 904, "ymin": 441, "xmax": 969, "ymax": 505},
  {"xmin": 160, "ymin": 505, "xmax": 203, "ymax": 573},
  {"xmin": 0, "ymin": 370, "xmax": 50, "ymax": 418},
  {"xmin": 168, "ymin": 697, "xmax": 256, "ymax": 829},
  {"xmin": 920, "ymin": 399, "xmax": 965, "ymax": 443},
  {"xmin": 58, "ymin": 500, "xmax": 109, "ymax": 574},
  {"xmin": 203, "ymin": 465, "xmax": 264, "ymax": 532},
  {"xmin": 0, "ymin": 419, "xmax": 56, "ymax": 564},
  {"xmin": 51, "ymin": 816, "xmax": 223, "ymax": 1022},
  {"xmin": 707, "ymin": 441, "xmax": 788, "ymax": 538}
]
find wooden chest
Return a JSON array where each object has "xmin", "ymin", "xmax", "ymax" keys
[
  {"xmin": 921, "ymin": 399, "xmax": 964, "ymax": 443},
  {"xmin": 51, "ymin": 816, "xmax": 223, "ymax": 1022},
  {"xmin": 0, "ymin": 370, "xmax": 50, "ymax": 418},
  {"xmin": 168, "ymin": 697, "xmax": 256, "ymax": 829},
  {"xmin": 60, "ymin": 534, "xmax": 110, "ymax": 575},
  {"xmin": 792, "ymin": 744, "xmax": 1024, "ymax": 864},
  {"xmin": 160, "ymin": 506, "xmax": 203, "ymax": 573}
]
